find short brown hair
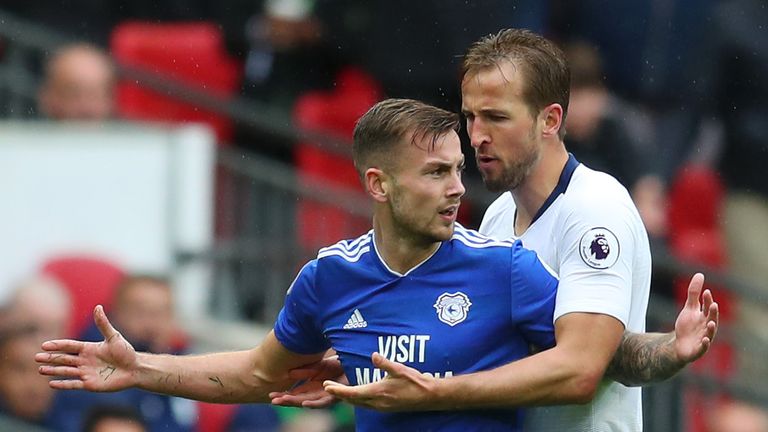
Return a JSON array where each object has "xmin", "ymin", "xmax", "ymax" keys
[
  {"xmin": 353, "ymin": 98, "xmax": 459, "ymax": 177},
  {"xmin": 114, "ymin": 274, "xmax": 170, "ymax": 304},
  {"xmin": 463, "ymin": 28, "xmax": 570, "ymax": 139}
]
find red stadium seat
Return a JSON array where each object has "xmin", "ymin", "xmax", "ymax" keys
[
  {"xmin": 666, "ymin": 164, "xmax": 734, "ymax": 432},
  {"xmin": 293, "ymin": 67, "xmax": 383, "ymax": 251},
  {"xmin": 111, "ymin": 22, "xmax": 242, "ymax": 143},
  {"xmin": 40, "ymin": 255, "xmax": 124, "ymax": 338},
  {"xmin": 667, "ymin": 164, "xmax": 731, "ymax": 320},
  {"xmin": 196, "ymin": 402, "xmax": 237, "ymax": 432}
]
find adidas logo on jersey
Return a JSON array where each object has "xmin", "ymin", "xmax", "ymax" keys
[{"xmin": 343, "ymin": 309, "xmax": 368, "ymax": 329}]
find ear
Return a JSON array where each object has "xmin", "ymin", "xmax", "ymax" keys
[
  {"xmin": 539, "ymin": 103, "xmax": 563, "ymax": 139},
  {"xmin": 365, "ymin": 168, "xmax": 389, "ymax": 203}
]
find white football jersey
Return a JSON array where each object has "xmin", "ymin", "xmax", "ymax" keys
[{"xmin": 479, "ymin": 157, "xmax": 651, "ymax": 432}]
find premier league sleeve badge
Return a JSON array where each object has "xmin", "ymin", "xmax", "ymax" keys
[{"xmin": 579, "ymin": 227, "xmax": 620, "ymax": 269}]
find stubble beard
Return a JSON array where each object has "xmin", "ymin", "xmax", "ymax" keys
[
  {"xmin": 389, "ymin": 185, "xmax": 451, "ymax": 245},
  {"xmin": 480, "ymin": 134, "xmax": 541, "ymax": 193}
]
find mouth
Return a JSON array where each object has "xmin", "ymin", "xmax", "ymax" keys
[
  {"xmin": 438, "ymin": 204, "xmax": 460, "ymax": 221},
  {"xmin": 476, "ymin": 155, "xmax": 497, "ymax": 166}
]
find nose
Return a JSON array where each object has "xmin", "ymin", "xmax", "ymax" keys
[
  {"xmin": 448, "ymin": 170, "xmax": 466, "ymax": 199},
  {"xmin": 467, "ymin": 118, "xmax": 489, "ymax": 150}
]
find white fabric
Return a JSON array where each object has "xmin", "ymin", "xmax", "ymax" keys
[{"xmin": 479, "ymin": 164, "xmax": 651, "ymax": 432}]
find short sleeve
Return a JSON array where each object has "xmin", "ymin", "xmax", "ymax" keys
[
  {"xmin": 509, "ymin": 241, "xmax": 558, "ymax": 349},
  {"xmin": 273, "ymin": 260, "xmax": 330, "ymax": 354},
  {"xmin": 555, "ymin": 193, "xmax": 642, "ymax": 327}
]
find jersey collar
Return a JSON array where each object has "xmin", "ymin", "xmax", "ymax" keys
[{"xmin": 529, "ymin": 153, "xmax": 580, "ymax": 225}]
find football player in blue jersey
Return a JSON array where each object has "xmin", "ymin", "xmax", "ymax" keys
[
  {"xmin": 37, "ymin": 98, "xmax": 562, "ymax": 431},
  {"xmin": 296, "ymin": 29, "xmax": 719, "ymax": 431}
]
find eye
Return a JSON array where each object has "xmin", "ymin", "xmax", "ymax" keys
[{"xmin": 487, "ymin": 114, "xmax": 506, "ymax": 122}]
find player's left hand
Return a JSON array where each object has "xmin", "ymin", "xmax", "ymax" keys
[
  {"xmin": 674, "ymin": 273, "xmax": 719, "ymax": 364},
  {"xmin": 270, "ymin": 355, "xmax": 344, "ymax": 408},
  {"xmin": 324, "ymin": 352, "xmax": 440, "ymax": 412}
]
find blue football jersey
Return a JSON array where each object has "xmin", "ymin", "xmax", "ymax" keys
[{"xmin": 274, "ymin": 225, "xmax": 558, "ymax": 431}]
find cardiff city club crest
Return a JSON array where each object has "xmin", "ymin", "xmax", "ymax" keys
[
  {"xmin": 433, "ymin": 292, "xmax": 472, "ymax": 326},
  {"xmin": 579, "ymin": 227, "xmax": 620, "ymax": 269}
]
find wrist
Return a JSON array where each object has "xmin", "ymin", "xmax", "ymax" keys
[
  {"xmin": 133, "ymin": 352, "xmax": 157, "ymax": 390},
  {"xmin": 433, "ymin": 375, "xmax": 460, "ymax": 410},
  {"xmin": 669, "ymin": 335, "xmax": 688, "ymax": 368}
]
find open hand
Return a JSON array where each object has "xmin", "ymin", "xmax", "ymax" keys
[
  {"xmin": 323, "ymin": 353, "xmax": 440, "ymax": 412},
  {"xmin": 674, "ymin": 273, "xmax": 719, "ymax": 364},
  {"xmin": 36, "ymin": 305, "xmax": 137, "ymax": 392}
]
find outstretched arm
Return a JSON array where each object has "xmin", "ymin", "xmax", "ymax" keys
[
  {"xmin": 606, "ymin": 273, "xmax": 719, "ymax": 386},
  {"xmin": 325, "ymin": 311, "xmax": 624, "ymax": 411},
  {"xmin": 36, "ymin": 305, "xmax": 325, "ymax": 403}
]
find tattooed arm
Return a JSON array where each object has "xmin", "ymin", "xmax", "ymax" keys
[
  {"xmin": 606, "ymin": 274, "xmax": 719, "ymax": 386},
  {"xmin": 36, "ymin": 305, "xmax": 325, "ymax": 403}
]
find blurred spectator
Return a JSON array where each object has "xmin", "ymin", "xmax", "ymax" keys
[
  {"xmin": 552, "ymin": 0, "xmax": 718, "ymax": 181},
  {"xmin": 707, "ymin": 401, "xmax": 768, "ymax": 432},
  {"xmin": 37, "ymin": 42, "xmax": 116, "ymax": 121},
  {"xmin": 0, "ymin": 324, "xmax": 66, "ymax": 428},
  {"xmin": 316, "ymin": 0, "xmax": 550, "ymax": 111},
  {"xmin": 563, "ymin": 40, "xmax": 667, "ymax": 238},
  {"xmin": 83, "ymin": 405, "xmax": 148, "ymax": 432},
  {"xmin": 78, "ymin": 275, "xmax": 195, "ymax": 431},
  {"xmin": 81, "ymin": 274, "xmax": 183, "ymax": 354},
  {"xmin": 77, "ymin": 274, "xmax": 281, "ymax": 432},
  {"xmin": 2, "ymin": 275, "xmax": 71, "ymax": 342},
  {"xmin": 694, "ymin": 0, "xmax": 768, "ymax": 390},
  {"xmin": 0, "ymin": 275, "xmax": 71, "ymax": 426}
]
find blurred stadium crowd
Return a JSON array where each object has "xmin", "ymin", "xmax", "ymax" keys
[{"xmin": 0, "ymin": 0, "xmax": 767, "ymax": 431}]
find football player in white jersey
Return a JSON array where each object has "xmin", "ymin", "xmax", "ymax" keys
[{"xmin": 287, "ymin": 29, "xmax": 719, "ymax": 431}]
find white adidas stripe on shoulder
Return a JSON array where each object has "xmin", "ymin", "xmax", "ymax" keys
[
  {"xmin": 318, "ymin": 231, "xmax": 373, "ymax": 261},
  {"xmin": 452, "ymin": 225, "xmax": 516, "ymax": 248}
]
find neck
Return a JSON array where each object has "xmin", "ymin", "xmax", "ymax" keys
[
  {"xmin": 510, "ymin": 141, "xmax": 569, "ymax": 234},
  {"xmin": 372, "ymin": 214, "xmax": 442, "ymax": 274}
]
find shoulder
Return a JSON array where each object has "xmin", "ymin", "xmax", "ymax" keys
[
  {"xmin": 483, "ymin": 192, "xmax": 515, "ymax": 220},
  {"xmin": 479, "ymin": 192, "xmax": 516, "ymax": 237},
  {"xmin": 451, "ymin": 224, "xmax": 518, "ymax": 251},
  {"xmin": 316, "ymin": 230, "xmax": 374, "ymax": 263},
  {"xmin": 562, "ymin": 165, "xmax": 640, "ymax": 220}
]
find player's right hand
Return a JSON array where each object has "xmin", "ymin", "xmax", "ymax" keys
[{"xmin": 35, "ymin": 305, "xmax": 138, "ymax": 392}]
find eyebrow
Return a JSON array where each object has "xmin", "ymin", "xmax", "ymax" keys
[{"xmin": 424, "ymin": 156, "xmax": 466, "ymax": 169}]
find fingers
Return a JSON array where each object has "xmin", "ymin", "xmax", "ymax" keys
[
  {"xmin": 702, "ymin": 289, "xmax": 714, "ymax": 313},
  {"xmin": 685, "ymin": 273, "xmax": 706, "ymax": 309},
  {"xmin": 49, "ymin": 379, "xmax": 85, "ymax": 390},
  {"xmin": 707, "ymin": 302, "xmax": 719, "ymax": 340},
  {"xmin": 709, "ymin": 300, "xmax": 719, "ymax": 323},
  {"xmin": 94, "ymin": 305, "xmax": 120, "ymax": 342},
  {"xmin": 372, "ymin": 352, "xmax": 411, "ymax": 377},
  {"xmin": 301, "ymin": 395, "xmax": 337, "ymax": 409},
  {"xmin": 35, "ymin": 352, "xmax": 83, "ymax": 367},
  {"xmin": 40, "ymin": 339, "xmax": 85, "ymax": 353},
  {"xmin": 39, "ymin": 365, "xmax": 82, "ymax": 378},
  {"xmin": 269, "ymin": 392, "xmax": 336, "ymax": 408},
  {"xmin": 323, "ymin": 380, "xmax": 359, "ymax": 399}
]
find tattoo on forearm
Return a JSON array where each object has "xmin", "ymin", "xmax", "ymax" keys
[
  {"xmin": 605, "ymin": 331, "xmax": 683, "ymax": 386},
  {"xmin": 99, "ymin": 365, "xmax": 117, "ymax": 381},
  {"xmin": 208, "ymin": 376, "xmax": 224, "ymax": 388}
]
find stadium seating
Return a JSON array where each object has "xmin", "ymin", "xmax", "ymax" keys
[
  {"xmin": 111, "ymin": 22, "xmax": 242, "ymax": 143},
  {"xmin": 293, "ymin": 67, "xmax": 383, "ymax": 251},
  {"xmin": 40, "ymin": 255, "xmax": 124, "ymax": 338},
  {"xmin": 666, "ymin": 164, "xmax": 733, "ymax": 432}
]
